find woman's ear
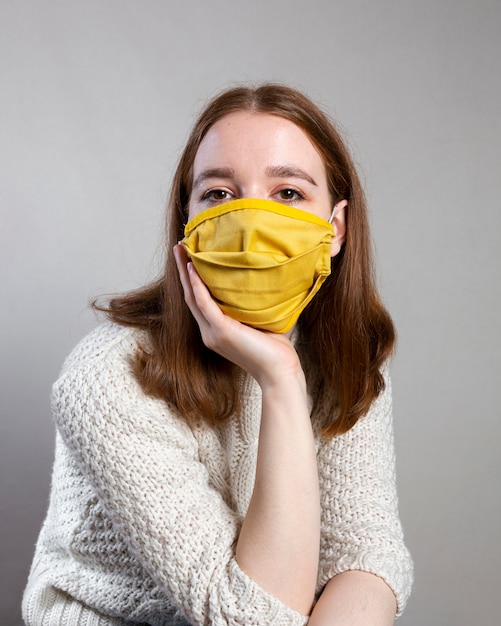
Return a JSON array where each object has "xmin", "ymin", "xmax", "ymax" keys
[{"xmin": 330, "ymin": 199, "xmax": 348, "ymax": 257}]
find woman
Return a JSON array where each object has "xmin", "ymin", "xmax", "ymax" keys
[{"xmin": 23, "ymin": 84, "xmax": 413, "ymax": 625}]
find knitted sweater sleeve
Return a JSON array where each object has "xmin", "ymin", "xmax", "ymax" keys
[
  {"xmin": 315, "ymin": 370, "xmax": 413, "ymax": 616},
  {"xmin": 52, "ymin": 330, "xmax": 308, "ymax": 626}
]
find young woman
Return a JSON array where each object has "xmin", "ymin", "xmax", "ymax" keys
[{"xmin": 23, "ymin": 84, "xmax": 413, "ymax": 625}]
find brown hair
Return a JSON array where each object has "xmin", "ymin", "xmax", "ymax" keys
[{"xmin": 97, "ymin": 83, "xmax": 395, "ymax": 437}]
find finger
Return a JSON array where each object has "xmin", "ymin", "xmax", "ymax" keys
[
  {"xmin": 173, "ymin": 244, "xmax": 193, "ymax": 304},
  {"xmin": 174, "ymin": 244, "xmax": 227, "ymax": 335},
  {"xmin": 173, "ymin": 244, "xmax": 206, "ymax": 327},
  {"xmin": 186, "ymin": 261, "xmax": 227, "ymax": 327}
]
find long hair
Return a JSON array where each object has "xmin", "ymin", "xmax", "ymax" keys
[{"xmin": 96, "ymin": 83, "xmax": 395, "ymax": 437}]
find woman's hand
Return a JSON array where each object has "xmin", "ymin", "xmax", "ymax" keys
[{"xmin": 173, "ymin": 243, "xmax": 304, "ymax": 391}]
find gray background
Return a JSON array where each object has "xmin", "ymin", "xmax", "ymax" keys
[{"xmin": 1, "ymin": 1, "xmax": 499, "ymax": 624}]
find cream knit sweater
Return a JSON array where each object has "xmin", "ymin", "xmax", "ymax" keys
[{"xmin": 23, "ymin": 323, "xmax": 413, "ymax": 625}]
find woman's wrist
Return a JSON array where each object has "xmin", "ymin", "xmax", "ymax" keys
[{"xmin": 256, "ymin": 360, "xmax": 307, "ymax": 398}]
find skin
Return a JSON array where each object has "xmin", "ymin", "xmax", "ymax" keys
[{"xmin": 174, "ymin": 111, "xmax": 396, "ymax": 623}]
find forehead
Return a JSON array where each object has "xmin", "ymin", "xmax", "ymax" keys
[{"xmin": 193, "ymin": 111, "xmax": 324, "ymax": 169}]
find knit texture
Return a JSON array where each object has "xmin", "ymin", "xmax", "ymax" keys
[{"xmin": 23, "ymin": 323, "xmax": 413, "ymax": 625}]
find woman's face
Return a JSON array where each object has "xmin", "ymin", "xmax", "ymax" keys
[{"xmin": 187, "ymin": 111, "xmax": 333, "ymax": 221}]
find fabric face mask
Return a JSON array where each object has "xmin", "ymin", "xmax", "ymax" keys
[{"xmin": 182, "ymin": 198, "xmax": 336, "ymax": 333}]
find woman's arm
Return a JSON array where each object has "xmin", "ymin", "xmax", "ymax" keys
[
  {"xmin": 309, "ymin": 571, "xmax": 397, "ymax": 625},
  {"xmin": 175, "ymin": 245, "xmax": 321, "ymax": 615},
  {"xmin": 236, "ymin": 373, "xmax": 320, "ymax": 614}
]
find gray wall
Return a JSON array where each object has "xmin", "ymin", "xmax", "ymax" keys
[{"xmin": 1, "ymin": 1, "xmax": 499, "ymax": 624}]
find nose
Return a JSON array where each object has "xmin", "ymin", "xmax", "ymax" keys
[{"xmin": 238, "ymin": 184, "xmax": 269, "ymax": 200}]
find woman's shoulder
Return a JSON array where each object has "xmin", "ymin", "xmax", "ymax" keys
[
  {"xmin": 51, "ymin": 322, "xmax": 191, "ymax": 442},
  {"xmin": 58, "ymin": 322, "xmax": 146, "ymax": 377}
]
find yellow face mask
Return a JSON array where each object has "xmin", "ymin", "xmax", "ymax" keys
[{"xmin": 182, "ymin": 198, "xmax": 335, "ymax": 333}]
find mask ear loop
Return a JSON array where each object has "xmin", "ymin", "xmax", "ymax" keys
[{"xmin": 328, "ymin": 204, "xmax": 337, "ymax": 237}]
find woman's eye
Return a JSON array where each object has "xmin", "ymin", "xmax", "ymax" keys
[
  {"xmin": 202, "ymin": 189, "xmax": 231, "ymax": 202},
  {"xmin": 278, "ymin": 188, "xmax": 304, "ymax": 202}
]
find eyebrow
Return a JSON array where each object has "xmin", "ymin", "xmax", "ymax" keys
[
  {"xmin": 192, "ymin": 164, "xmax": 318, "ymax": 189},
  {"xmin": 265, "ymin": 165, "xmax": 317, "ymax": 186},
  {"xmin": 192, "ymin": 168, "xmax": 235, "ymax": 189}
]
